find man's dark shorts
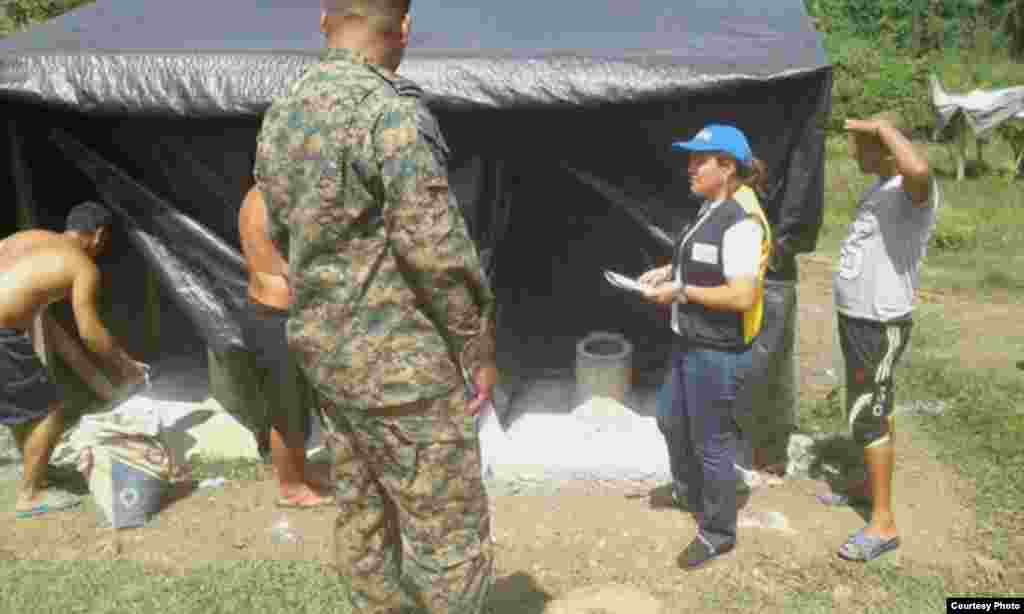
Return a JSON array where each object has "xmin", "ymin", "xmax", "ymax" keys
[
  {"xmin": 837, "ymin": 313, "xmax": 912, "ymax": 448},
  {"xmin": 239, "ymin": 299, "xmax": 313, "ymax": 441},
  {"xmin": 0, "ymin": 328, "xmax": 60, "ymax": 426}
]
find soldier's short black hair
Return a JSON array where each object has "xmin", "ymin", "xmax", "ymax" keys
[{"xmin": 65, "ymin": 201, "xmax": 114, "ymax": 233}]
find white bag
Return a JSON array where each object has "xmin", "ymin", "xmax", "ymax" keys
[{"xmin": 475, "ymin": 400, "xmax": 508, "ymax": 481}]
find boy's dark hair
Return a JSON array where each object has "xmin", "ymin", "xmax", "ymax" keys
[{"xmin": 65, "ymin": 201, "xmax": 114, "ymax": 233}]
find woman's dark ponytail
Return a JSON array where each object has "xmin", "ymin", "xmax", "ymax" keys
[{"xmin": 741, "ymin": 157, "xmax": 771, "ymax": 197}]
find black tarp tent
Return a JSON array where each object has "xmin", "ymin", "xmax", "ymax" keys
[{"xmin": 0, "ymin": 0, "xmax": 830, "ymax": 414}]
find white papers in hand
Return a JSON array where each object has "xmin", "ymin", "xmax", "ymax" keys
[{"xmin": 604, "ymin": 270, "xmax": 648, "ymax": 294}]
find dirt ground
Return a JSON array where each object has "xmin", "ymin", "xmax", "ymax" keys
[{"xmin": 1, "ymin": 254, "xmax": 1019, "ymax": 611}]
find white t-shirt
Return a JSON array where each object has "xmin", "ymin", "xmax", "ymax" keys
[
  {"xmin": 723, "ymin": 217, "xmax": 763, "ymax": 279},
  {"xmin": 834, "ymin": 175, "xmax": 939, "ymax": 322}
]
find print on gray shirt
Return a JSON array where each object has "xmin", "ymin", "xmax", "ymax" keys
[{"xmin": 834, "ymin": 176, "xmax": 939, "ymax": 322}]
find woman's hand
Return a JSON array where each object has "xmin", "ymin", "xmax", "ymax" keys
[
  {"xmin": 642, "ymin": 281, "xmax": 684, "ymax": 306},
  {"xmin": 638, "ymin": 265, "xmax": 671, "ymax": 287}
]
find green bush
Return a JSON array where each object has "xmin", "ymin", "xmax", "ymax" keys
[
  {"xmin": 826, "ymin": 35, "xmax": 937, "ymax": 134},
  {"xmin": 930, "ymin": 215, "xmax": 977, "ymax": 251},
  {"xmin": 2, "ymin": 0, "xmax": 93, "ymax": 34},
  {"xmin": 825, "ymin": 32, "xmax": 1024, "ymax": 136},
  {"xmin": 807, "ymin": 0, "xmax": 1016, "ymax": 51},
  {"xmin": 813, "ymin": 0, "xmax": 1024, "ymax": 138}
]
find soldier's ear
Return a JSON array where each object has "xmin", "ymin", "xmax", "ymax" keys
[
  {"xmin": 320, "ymin": 12, "xmax": 328, "ymax": 36},
  {"xmin": 400, "ymin": 13, "xmax": 410, "ymax": 46}
]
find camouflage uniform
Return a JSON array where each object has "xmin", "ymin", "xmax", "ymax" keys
[{"xmin": 254, "ymin": 48, "xmax": 495, "ymax": 614}]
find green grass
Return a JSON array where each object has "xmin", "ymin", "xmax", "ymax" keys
[
  {"xmin": 0, "ymin": 560, "xmax": 353, "ymax": 614},
  {"xmin": 901, "ymin": 362, "xmax": 1024, "ymax": 564},
  {"xmin": 702, "ymin": 557, "xmax": 954, "ymax": 614}
]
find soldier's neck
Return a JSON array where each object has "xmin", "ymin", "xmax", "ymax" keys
[{"xmin": 325, "ymin": 36, "xmax": 395, "ymax": 71}]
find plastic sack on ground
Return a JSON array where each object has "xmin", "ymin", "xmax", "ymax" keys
[{"xmin": 68, "ymin": 404, "xmax": 190, "ymax": 529}]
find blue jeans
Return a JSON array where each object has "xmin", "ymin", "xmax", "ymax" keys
[
  {"xmin": 655, "ymin": 367, "xmax": 685, "ymax": 491},
  {"xmin": 658, "ymin": 342, "xmax": 752, "ymax": 551}
]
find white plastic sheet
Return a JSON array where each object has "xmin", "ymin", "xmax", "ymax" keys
[{"xmin": 931, "ymin": 74, "xmax": 1024, "ymax": 138}]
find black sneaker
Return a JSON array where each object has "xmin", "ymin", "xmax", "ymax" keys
[{"xmin": 677, "ymin": 537, "xmax": 734, "ymax": 570}]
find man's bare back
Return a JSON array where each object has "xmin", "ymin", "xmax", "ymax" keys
[
  {"xmin": 1, "ymin": 203, "xmax": 150, "ymax": 517},
  {"xmin": 0, "ymin": 229, "xmax": 144, "ymax": 382},
  {"xmin": 239, "ymin": 187, "xmax": 291, "ymax": 310},
  {"xmin": 0, "ymin": 232, "xmax": 88, "ymax": 330}
]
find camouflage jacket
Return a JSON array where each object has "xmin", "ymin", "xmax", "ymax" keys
[{"xmin": 254, "ymin": 48, "xmax": 495, "ymax": 410}]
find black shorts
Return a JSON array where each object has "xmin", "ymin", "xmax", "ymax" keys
[
  {"xmin": 239, "ymin": 300, "xmax": 313, "ymax": 440},
  {"xmin": 837, "ymin": 313, "xmax": 912, "ymax": 448},
  {"xmin": 0, "ymin": 328, "xmax": 60, "ymax": 426}
]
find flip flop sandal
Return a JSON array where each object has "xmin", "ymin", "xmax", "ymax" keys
[
  {"xmin": 275, "ymin": 493, "xmax": 334, "ymax": 509},
  {"xmin": 15, "ymin": 492, "xmax": 81, "ymax": 519},
  {"xmin": 838, "ymin": 527, "xmax": 900, "ymax": 562}
]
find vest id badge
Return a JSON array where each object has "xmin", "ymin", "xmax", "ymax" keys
[{"xmin": 691, "ymin": 242, "xmax": 718, "ymax": 265}]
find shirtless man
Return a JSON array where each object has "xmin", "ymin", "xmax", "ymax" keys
[
  {"xmin": 0, "ymin": 201, "xmax": 149, "ymax": 518},
  {"xmin": 238, "ymin": 187, "xmax": 330, "ymax": 507}
]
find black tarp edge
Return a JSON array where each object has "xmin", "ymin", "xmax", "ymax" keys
[{"xmin": 0, "ymin": 53, "xmax": 831, "ymax": 117}]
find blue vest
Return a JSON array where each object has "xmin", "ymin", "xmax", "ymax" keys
[{"xmin": 672, "ymin": 199, "xmax": 753, "ymax": 351}]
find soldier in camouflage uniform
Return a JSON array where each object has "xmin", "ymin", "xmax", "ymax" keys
[{"xmin": 254, "ymin": 1, "xmax": 497, "ymax": 612}]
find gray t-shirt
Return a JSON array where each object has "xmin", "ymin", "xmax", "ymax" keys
[{"xmin": 834, "ymin": 175, "xmax": 939, "ymax": 322}]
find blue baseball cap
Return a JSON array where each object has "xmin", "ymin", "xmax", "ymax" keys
[{"xmin": 672, "ymin": 124, "xmax": 753, "ymax": 168}]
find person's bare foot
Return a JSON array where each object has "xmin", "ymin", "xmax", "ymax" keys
[
  {"xmin": 277, "ymin": 485, "xmax": 333, "ymax": 509},
  {"xmin": 15, "ymin": 489, "xmax": 81, "ymax": 518},
  {"xmin": 860, "ymin": 523, "xmax": 899, "ymax": 542}
]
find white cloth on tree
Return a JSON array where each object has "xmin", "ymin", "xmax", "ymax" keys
[{"xmin": 930, "ymin": 74, "xmax": 1024, "ymax": 138}]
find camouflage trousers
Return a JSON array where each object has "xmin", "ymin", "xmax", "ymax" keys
[{"xmin": 321, "ymin": 385, "xmax": 494, "ymax": 614}]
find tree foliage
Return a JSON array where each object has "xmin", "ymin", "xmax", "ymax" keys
[
  {"xmin": 805, "ymin": 0, "xmax": 1018, "ymax": 54},
  {"xmin": 1007, "ymin": 0, "xmax": 1024, "ymax": 59},
  {"xmin": 1, "ymin": 0, "xmax": 94, "ymax": 37}
]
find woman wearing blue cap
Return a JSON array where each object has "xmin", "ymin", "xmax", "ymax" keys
[{"xmin": 638, "ymin": 124, "xmax": 770, "ymax": 569}]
